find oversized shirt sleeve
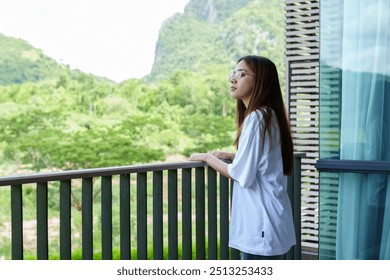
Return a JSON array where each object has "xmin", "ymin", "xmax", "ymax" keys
[{"xmin": 228, "ymin": 112, "xmax": 263, "ymax": 188}]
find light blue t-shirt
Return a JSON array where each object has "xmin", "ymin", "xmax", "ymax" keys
[{"xmin": 227, "ymin": 110, "xmax": 296, "ymax": 256}]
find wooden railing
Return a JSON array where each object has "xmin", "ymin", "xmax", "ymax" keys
[{"xmin": 0, "ymin": 153, "xmax": 304, "ymax": 260}]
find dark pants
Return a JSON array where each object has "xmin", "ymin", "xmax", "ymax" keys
[{"xmin": 241, "ymin": 252, "xmax": 285, "ymax": 260}]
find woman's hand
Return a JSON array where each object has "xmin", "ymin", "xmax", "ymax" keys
[
  {"xmin": 210, "ymin": 151, "xmax": 235, "ymax": 160},
  {"xmin": 189, "ymin": 153, "xmax": 208, "ymax": 162},
  {"xmin": 188, "ymin": 153, "xmax": 231, "ymax": 179}
]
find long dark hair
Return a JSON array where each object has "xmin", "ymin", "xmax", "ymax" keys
[{"xmin": 233, "ymin": 55, "xmax": 294, "ymax": 175}]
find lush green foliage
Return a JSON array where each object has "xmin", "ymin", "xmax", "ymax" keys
[{"xmin": 0, "ymin": 69, "xmax": 236, "ymax": 172}]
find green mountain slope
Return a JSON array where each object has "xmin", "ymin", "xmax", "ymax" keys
[
  {"xmin": 147, "ymin": 0, "xmax": 285, "ymax": 83},
  {"xmin": 0, "ymin": 33, "xmax": 68, "ymax": 85},
  {"xmin": 0, "ymin": 33, "xmax": 113, "ymax": 86}
]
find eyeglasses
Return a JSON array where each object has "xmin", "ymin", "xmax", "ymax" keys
[{"xmin": 228, "ymin": 70, "xmax": 255, "ymax": 82}]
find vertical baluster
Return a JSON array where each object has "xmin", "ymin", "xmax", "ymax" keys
[
  {"xmin": 153, "ymin": 171, "xmax": 163, "ymax": 260},
  {"xmin": 207, "ymin": 167, "xmax": 217, "ymax": 260},
  {"xmin": 101, "ymin": 176, "xmax": 112, "ymax": 260},
  {"xmin": 295, "ymin": 156, "xmax": 302, "ymax": 260},
  {"xmin": 60, "ymin": 180, "xmax": 72, "ymax": 260},
  {"xmin": 292, "ymin": 155, "xmax": 302, "ymax": 260},
  {"xmin": 182, "ymin": 168, "xmax": 192, "ymax": 260},
  {"xmin": 120, "ymin": 174, "xmax": 131, "ymax": 260},
  {"xmin": 195, "ymin": 167, "xmax": 205, "ymax": 260},
  {"xmin": 82, "ymin": 177, "xmax": 93, "ymax": 260},
  {"xmin": 168, "ymin": 170, "xmax": 178, "ymax": 260},
  {"xmin": 137, "ymin": 172, "xmax": 147, "ymax": 260},
  {"xmin": 219, "ymin": 174, "xmax": 229, "ymax": 260},
  {"xmin": 229, "ymin": 179, "xmax": 240, "ymax": 260},
  {"xmin": 37, "ymin": 182, "xmax": 48, "ymax": 260},
  {"xmin": 286, "ymin": 155, "xmax": 302, "ymax": 260},
  {"xmin": 286, "ymin": 174, "xmax": 294, "ymax": 260},
  {"xmin": 11, "ymin": 184, "xmax": 23, "ymax": 260}
]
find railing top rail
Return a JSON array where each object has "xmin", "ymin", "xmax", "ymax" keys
[
  {"xmin": 316, "ymin": 159, "xmax": 390, "ymax": 174},
  {"xmin": 0, "ymin": 161, "xmax": 206, "ymax": 187},
  {"xmin": 0, "ymin": 153, "xmax": 305, "ymax": 187}
]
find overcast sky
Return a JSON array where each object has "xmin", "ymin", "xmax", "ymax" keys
[{"xmin": 0, "ymin": 0, "xmax": 189, "ymax": 82}]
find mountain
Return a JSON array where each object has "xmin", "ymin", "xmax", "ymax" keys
[
  {"xmin": 0, "ymin": 33, "xmax": 113, "ymax": 86},
  {"xmin": 0, "ymin": 0, "xmax": 285, "ymax": 86},
  {"xmin": 147, "ymin": 0, "xmax": 285, "ymax": 83},
  {"xmin": 0, "ymin": 33, "xmax": 69, "ymax": 85}
]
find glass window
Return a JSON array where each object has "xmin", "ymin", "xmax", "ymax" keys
[
  {"xmin": 319, "ymin": 0, "xmax": 390, "ymax": 259},
  {"xmin": 319, "ymin": 172, "xmax": 390, "ymax": 259}
]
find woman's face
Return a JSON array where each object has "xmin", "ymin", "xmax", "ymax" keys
[{"xmin": 229, "ymin": 60, "xmax": 255, "ymax": 107}]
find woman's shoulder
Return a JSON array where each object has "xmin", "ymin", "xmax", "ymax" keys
[
  {"xmin": 244, "ymin": 108, "xmax": 277, "ymax": 130},
  {"xmin": 245, "ymin": 108, "xmax": 269, "ymax": 123},
  {"xmin": 242, "ymin": 110, "xmax": 264, "ymax": 132}
]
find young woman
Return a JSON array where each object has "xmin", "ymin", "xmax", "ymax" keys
[{"xmin": 189, "ymin": 55, "xmax": 295, "ymax": 260}]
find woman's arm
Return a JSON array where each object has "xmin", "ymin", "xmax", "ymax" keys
[{"xmin": 189, "ymin": 153, "xmax": 232, "ymax": 179}]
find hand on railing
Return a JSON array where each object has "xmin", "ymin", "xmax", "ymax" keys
[
  {"xmin": 210, "ymin": 150, "xmax": 235, "ymax": 161},
  {"xmin": 189, "ymin": 152, "xmax": 232, "ymax": 179},
  {"xmin": 188, "ymin": 151, "xmax": 235, "ymax": 162}
]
